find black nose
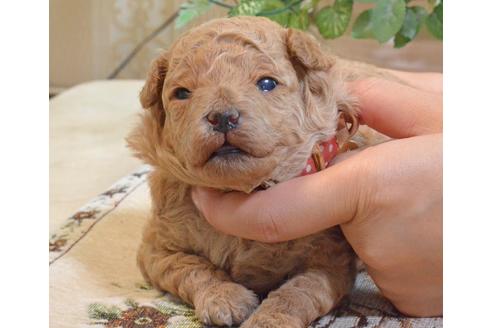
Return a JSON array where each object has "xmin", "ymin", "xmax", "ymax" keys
[{"xmin": 207, "ymin": 109, "xmax": 240, "ymax": 133}]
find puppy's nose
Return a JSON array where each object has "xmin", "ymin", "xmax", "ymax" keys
[{"xmin": 207, "ymin": 109, "xmax": 240, "ymax": 133}]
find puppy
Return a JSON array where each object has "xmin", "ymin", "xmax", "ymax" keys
[{"xmin": 128, "ymin": 16, "xmax": 385, "ymax": 327}]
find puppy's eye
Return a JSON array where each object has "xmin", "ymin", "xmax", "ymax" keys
[
  {"xmin": 174, "ymin": 88, "xmax": 191, "ymax": 100},
  {"xmin": 256, "ymin": 77, "xmax": 277, "ymax": 92}
]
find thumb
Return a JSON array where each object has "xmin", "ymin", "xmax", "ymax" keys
[
  {"xmin": 191, "ymin": 159, "xmax": 361, "ymax": 243},
  {"xmin": 349, "ymin": 78, "xmax": 442, "ymax": 138}
]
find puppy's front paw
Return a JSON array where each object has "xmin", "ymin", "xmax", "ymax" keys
[
  {"xmin": 240, "ymin": 312, "xmax": 303, "ymax": 328},
  {"xmin": 194, "ymin": 282, "xmax": 259, "ymax": 326}
]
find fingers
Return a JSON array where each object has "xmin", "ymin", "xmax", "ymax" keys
[
  {"xmin": 382, "ymin": 69, "xmax": 442, "ymax": 94},
  {"xmin": 192, "ymin": 159, "xmax": 362, "ymax": 243},
  {"xmin": 192, "ymin": 133, "xmax": 442, "ymax": 243},
  {"xmin": 349, "ymin": 78, "xmax": 442, "ymax": 138},
  {"xmin": 192, "ymin": 188, "xmax": 281, "ymax": 242}
]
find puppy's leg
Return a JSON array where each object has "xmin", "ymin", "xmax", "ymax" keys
[
  {"xmin": 138, "ymin": 244, "xmax": 258, "ymax": 326},
  {"xmin": 240, "ymin": 269, "xmax": 353, "ymax": 328}
]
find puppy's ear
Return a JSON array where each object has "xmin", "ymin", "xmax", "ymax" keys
[
  {"xmin": 285, "ymin": 29, "xmax": 333, "ymax": 72},
  {"xmin": 140, "ymin": 52, "xmax": 169, "ymax": 126},
  {"xmin": 126, "ymin": 52, "xmax": 169, "ymax": 167},
  {"xmin": 285, "ymin": 29, "xmax": 359, "ymax": 139}
]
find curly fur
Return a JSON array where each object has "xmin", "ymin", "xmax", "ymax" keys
[{"xmin": 127, "ymin": 16, "xmax": 387, "ymax": 327}]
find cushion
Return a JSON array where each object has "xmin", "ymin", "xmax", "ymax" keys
[{"xmin": 49, "ymin": 166, "xmax": 442, "ymax": 328}]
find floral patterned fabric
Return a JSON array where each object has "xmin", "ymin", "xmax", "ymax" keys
[{"xmin": 50, "ymin": 166, "xmax": 442, "ymax": 328}]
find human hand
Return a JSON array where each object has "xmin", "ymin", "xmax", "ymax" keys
[{"xmin": 192, "ymin": 72, "xmax": 443, "ymax": 316}]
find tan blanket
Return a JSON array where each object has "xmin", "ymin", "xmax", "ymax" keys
[{"xmin": 49, "ymin": 166, "xmax": 442, "ymax": 327}]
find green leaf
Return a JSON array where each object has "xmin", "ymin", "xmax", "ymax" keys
[
  {"xmin": 124, "ymin": 298, "xmax": 139, "ymax": 309},
  {"xmin": 260, "ymin": 0, "xmax": 290, "ymax": 26},
  {"xmin": 394, "ymin": 6, "xmax": 427, "ymax": 48},
  {"xmin": 175, "ymin": 0, "xmax": 212, "ymax": 29},
  {"xmin": 355, "ymin": 0, "xmax": 375, "ymax": 3},
  {"xmin": 351, "ymin": 9, "xmax": 374, "ymax": 39},
  {"xmin": 88, "ymin": 303, "xmax": 122, "ymax": 321},
  {"xmin": 288, "ymin": 9, "xmax": 310, "ymax": 30},
  {"xmin": 229, "ymin": 0, "xmax": 266, "ymax": 16},
  {"xmin": 371, "ymin": 0, "xmax": 406, "ymax": 43},
  {"xmin": 315, "ymin": 0, "xmax": 354, "ymax": 39},
  {"xmin": 426, "ymin": 1, "xmax": 443, "ymax": 40}
]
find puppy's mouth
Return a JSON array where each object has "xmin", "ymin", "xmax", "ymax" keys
[{"xmin": 209, "ymin": 142, "xmax": 249, "ymax": 161}]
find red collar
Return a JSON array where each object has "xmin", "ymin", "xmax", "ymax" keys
[
  {"xmin": 299, "ymin": 138, "xmax": 339, "ymax": 176},
  {"xmin": 257, "ymin": 137, "xmax": 342, "ymax": 190}
]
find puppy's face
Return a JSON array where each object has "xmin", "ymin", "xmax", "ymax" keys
[{"xmin": 129, "ymin": 17, "xmax": 351, "ymax": 192}]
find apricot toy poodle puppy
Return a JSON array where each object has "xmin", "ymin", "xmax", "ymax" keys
[{"xmin": 128, "ymin": 16, "xmax": 388, "ymax": 328}]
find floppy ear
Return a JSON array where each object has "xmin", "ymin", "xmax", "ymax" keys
[
  {"xmin": 285, "ymin": 28, "xmax": 336, "ymax": 115},
  {"xmin": 140, "ymin": 52, "xmax": 169, "ymax": 126},
  {"xmin": 126, "ymin": 52, "xmax": 169, "ymax": 166},
  {"xmin": 285, "ymin": 29, "xmax": 359, "ymax": 141},
  {"xmin": 285, "ymin": 28, "xmax": 336, "ymax": 101},
  {"xmin": 285, "ymin": 28, "xmax": 333, "ymax": 72}
]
